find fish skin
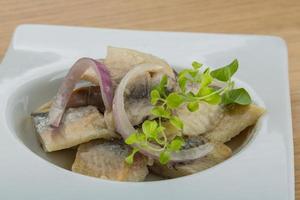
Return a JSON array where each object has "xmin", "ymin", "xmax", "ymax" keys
[
  {"xmin": 67, "ymin": 86, "xmax": 105, "ymax": 112},
  {"xmin": 204, "ymin": 104, "xmax": 265, "ymax": 143},
  {"xmin": 124, "ymin": 71, "xmax": 153, "ymax": 125},
  {"xmin": 32, "ymin": 106, "xmax": 118, "ymax": 152},
  {"xmin": 72, "ymin": 139, "xmax": 149, "ymax": 182}
]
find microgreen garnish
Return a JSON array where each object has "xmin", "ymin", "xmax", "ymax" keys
[
  {"xmin": 222, "ymin": 88, "xmax": 251, "ymax": 105},
  {"xmin": 210, "ymin": 59, "xmax": 238, "ymax": 82},
  {"xmin": 125, "ymin": 148, "xmax": 139, "ymax": 164},
  {"xmin": 125, "ymin": 59, "xmax": 252, "ymax": 164}
]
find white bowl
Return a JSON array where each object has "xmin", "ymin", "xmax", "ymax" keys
[{"xmin": 0, "ymin": 24, "xmax": 294, "ymax": 200}]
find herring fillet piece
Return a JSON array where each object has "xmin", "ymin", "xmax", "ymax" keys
[
  {"xmin": 31, "ymin": 106, "xmax": 118, "ymax": 152},
  {"xmin": 150, "ymin": 142, "xmax": 232, "ymax": 178},
  {"xmin": 72, "ymin": 140, "xmax": 149, "ymax": 181},
  {"xmin": 177, "ymin": 102, "xmax": 224, "ymax": 136},
  {"xmin": 81, "ymin": 46, "xmax": 172, "ymax": 86},
  {"xmin": 204, "ymin": 104, "xmax": 265, "ymax": 143}
]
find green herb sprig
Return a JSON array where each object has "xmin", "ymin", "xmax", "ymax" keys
[{"xmin": 125, "ymin": 59, "xmax": 252, "ymax": 164}]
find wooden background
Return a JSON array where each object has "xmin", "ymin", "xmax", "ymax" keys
[{"xmin": 0, "ymin": 0, "xmax": 299, "ymax": 198}]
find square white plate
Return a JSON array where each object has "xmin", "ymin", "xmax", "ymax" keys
[{"xmin": 0, "ymin": 24, "xmax": 294, "ymax": 200}]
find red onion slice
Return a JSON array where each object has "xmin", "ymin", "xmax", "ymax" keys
[
  {"xmin": 113, "ymin": 63, "xmax": 214, "ymax": 162},
  {"xmin": 49, "ymin": 58, "xmax": 113, "ymax": 127}
]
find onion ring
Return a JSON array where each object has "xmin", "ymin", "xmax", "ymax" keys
[{"xmin": 49, "ymin": 58, "xmax": 113, "ymax": 127}]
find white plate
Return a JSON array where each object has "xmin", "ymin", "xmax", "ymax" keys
[{"xmin": 0, "ymin": 24, "xmax": 294, "ymax": 200}]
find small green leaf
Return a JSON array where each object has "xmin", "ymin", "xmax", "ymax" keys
[
  {"xmin": 197, "ymin": 86, "xmax": 222, "ymax": 105},
  {"xmin": 138, "ymin": 133, "xmax": 147, "ymax": 141},
  {"xmin": 160, "ymin": 75, "xmax": 168, "ymax": 87},
  {"xmin": 150, "ymin": 90, "xmax": 160, "ymax": 105},
  {"xmin": 125, "ymin": 148, "xmax": 139, "ymax": 164},
  {"xmin": 166, "ymin": 93, "xmax": 185, "ymax": 109},
  {"xmin": 178, "ymin": 69, "xmax": 189, "ymax": 78},
  {"xmin": 125, "ymin": 132, "xmax": 139, "ymax": 145},
  {"xmin": 192, "ymin": 61, "xmax": 203, "ymax": 70},
  {"xmin": 211, "ymin": 59, "xmax": 238, "ymax": 82},
  {"xmin": 187, "ymin": 101, "xmax": 199, "ymax": 112},
  {"xmin": 178, "ymin": 76, "xmax": 187, "ymax": 92},
  {"xmin": 222, "ymin": 88, "xmax": 252, "ymax": 105},
  {"xmin": 159, "ymin": 150, "xmax": 170, "ymax": 165},
  {"xmin": 151, "ymin": 107, "xmax": 163, "ymax": 117},
  {"xmin": 153, "ymin": 126, "xmax": 166, "ymax": 145},
  {"xmin": 205, "ymin": 94, "xmax": 222, "ymax": 105},
  {"xmin": 188, "ymin": 70, "xmax": 198, "ymax": 78},
  {"xmin": 198, "ymin": 86, "xmax": 214, "ymax": 97},
  {"xmin": 151, "ymin": 106, "xmax": 171, "ymax": 118},
  {"xmin": 126, "ymin": 132, "xmax": 146, "ymax": 146},
  {"xmin": 153, "ymin": 75, "xmax": 168, "ymax": 97},
  {"xmin": 142, "ymin": 120, "xmax": 158, "ymax": 137},
  {"xmin": 201, "ymin": 69, "xmax": 213, "ymax": 87},
  {"xmin": 170, "ymin": 116, "xmax": 184, "ymax": 130},
  {"xmin": 168, "ymin": 137, "xmax": 185, "ymax": 152}
]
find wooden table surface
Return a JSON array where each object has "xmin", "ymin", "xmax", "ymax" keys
[{"xmin": 0, "ymin": 0, "xmax": 299, "ymax": 198}]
